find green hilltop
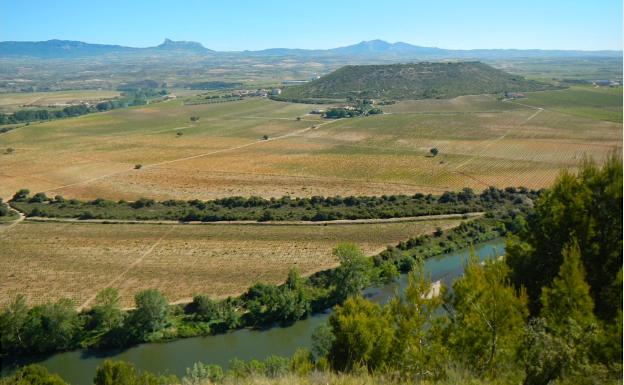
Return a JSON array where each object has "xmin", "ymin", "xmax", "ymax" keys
[{"xmin": 279, "ymin": 61, "xmax": 557, "ymax": 101}]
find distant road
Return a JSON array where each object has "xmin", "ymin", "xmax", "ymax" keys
[{"xmin": 20, "ymin": 212, "xmax": 484, "ymax": 227}]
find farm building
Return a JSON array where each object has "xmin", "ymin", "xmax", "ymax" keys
[{"xmin": 504, "ymin": 92, "xmax": 525, "ymax": 99}]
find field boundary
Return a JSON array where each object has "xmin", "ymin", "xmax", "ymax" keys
[{"xmin": 22, "ymin": 211, "xmax": 484, "ymax": 227}]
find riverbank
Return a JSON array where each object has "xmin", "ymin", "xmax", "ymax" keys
[
  {"xmin": 1, "ymin": 214, "xmax": 514, "ymax": 363},
  {"xmin": 1, "ymin": 240, "xmax": 506, "ymax": 385}
]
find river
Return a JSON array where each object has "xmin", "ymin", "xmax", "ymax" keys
[{"xmin": 4, "ymin": 239, "xmax": 504, "ymax": 385}]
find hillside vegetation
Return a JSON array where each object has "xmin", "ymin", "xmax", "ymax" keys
[{"xmin": 279, "ymin": 62, "xmax": 556, "ymax": 101}]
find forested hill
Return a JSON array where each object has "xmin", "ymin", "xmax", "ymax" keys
[{"xmin": 279, "ymin": 62, "xmax": 556, "ymax": 101}]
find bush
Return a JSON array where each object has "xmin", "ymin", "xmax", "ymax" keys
[
  {"xmin": 182, "ymin": 362, "xmax": 224, "ymax": 384},
  {"xmin": 0, "ymin": 365, "xmax": 68, "ymax": 385},
  {"xmin": 188, "ymin": 295, "xmax": 218, "ymax": 322},
  {"xmin": 11, "ymin": 188, "xmax": 30, "ymax": 202},
  {"xmin": 129, "ymin": 289, "xmax": 168, "ymax": 338}
]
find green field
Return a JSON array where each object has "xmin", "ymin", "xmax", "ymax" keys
[{"xmin": 517, "ymin": 85, "xmax": 623, "ymax": 122}]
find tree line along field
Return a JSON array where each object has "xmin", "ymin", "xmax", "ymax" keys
[
  {"xmin": 0, "ymin": 89, "xmax": 620, "ymax": 202},
  {"xmin": 0, "ymin": 90, "xmax": 121, "ymax": 112},
  {"xmin": 0, "ymin": 217, "xmax": 463, "ymax": 308}
]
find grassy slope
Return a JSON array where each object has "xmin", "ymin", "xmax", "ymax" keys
[{"xmin": 280, "ymin": 62, "xmax": 556, "ymax": 101}]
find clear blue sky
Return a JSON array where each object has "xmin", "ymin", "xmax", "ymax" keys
[{"xmin": 2, "ymin": 0, "xmax": 622, "ymax": 51}]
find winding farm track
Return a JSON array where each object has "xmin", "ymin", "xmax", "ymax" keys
[{"xmin": 0, "ymin": 209, "xmax": 25, "ymax": 233}]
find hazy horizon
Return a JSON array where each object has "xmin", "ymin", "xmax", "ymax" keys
[
  {"xmin": 2, "ymin": 37, "xmax": 623, "ymax": 53},
  {"xmin": 2, "ymin": 0, "xmax": 622, "ymax": 51}
]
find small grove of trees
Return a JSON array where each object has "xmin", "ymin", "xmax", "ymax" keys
[
  {"xmin": 242, "ymin": 268, "xmax": 310, "ymax": 327},
  {"xmin": 323, "ymin": 108, "xmax": 361, "ymax": 119},
  {"xmin": 318, "ymin": 243, "xmax": 619, "ymax": 383},
  {"xmin": 506, "ymin": 153, "xmax": 622, "ymax": 319},
  {"xmin": 0, "ymin": 104, "xmax": 90, "ymax": 125},
  {"xmin": 0, "ymin": 89, "xmax": 168, "ymax": 127},
  {"xmin": 0, "ymin": 295, "xmax": 81, "ymax": 355},
  {"xmin": 0, "ymin": 288, "xmax": 170, "ymax": 356},
  {"xmin": 324, "ymin": 257, "xmax": 528, "ymax": 380}
]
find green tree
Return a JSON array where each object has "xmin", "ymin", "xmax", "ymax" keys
[
  {"xmin": 540, "ymin": 242, "xmax": 595, "ymax": 328},
  {"xmin": 519, "ymin": 241, "xmax": 609, "ymax": 385},
  {"xmin": 182, "ymin": 362, "xmax": 223, "ymax": 385},
  {"xmin": 189, "ymin": 295, "xmax": 218, "ymax": 322},
  {"xmin": 93, "ymin": 360, "xmax": 177, "ymax": 385},
  {"xmin": 218, "ymin": 299, "xmax": 239, "ymax": 329},
  {"xmin": 23, "ymin": 299, "xmax": 81, "ymax": 354},
  {"xmin": 447, "ymin": 255, "xmax": 528, "ymax": 377},
  {"xmin": 0, "ymin": 365, "xmax": 68, "ymax": 385},
  {"xmin": 377, "ymin": 260, "xmax": 399, "ymax": 284},
  {"xmin": 519, "ymin": 318, "xmax": 574, "ymax": 385},
  {"xmin": 327, "ymin": 296, "xmax": 394, "ymax": 371},
  {"xmin": 11, "ymin": 189, "xmax": 29, "ymax": 202},
  {"xmin": 130, "ymin": 290, "xmax": 168, "ymax": 338},
  {"xmin": 290, "ymin": 348, "xmax": 314, "ymax": 376},
  {"xmin": 311, "ymin": 323, "xmax": 335, "ymax": 360},
  {"xmin": 285, "ymin": 267, "xmax": 302, "ymax": 291},
  {"xmin": 506, "ymin": 155, "xmax": 622, "ymax": 319},
  {"xmin": 387, "ymin": 265, "xmax": 445, "ymax": 379},
  {"xmin": 0, "ymin": 294, "xmax": 28, "ymax": 352},
  {"xmin": 91, "ymin": 288, "xmax": 124, "ymax": 332},
  {"xmin": 332, "ymin": 243, "xmax": 373, "ymax": 302}
]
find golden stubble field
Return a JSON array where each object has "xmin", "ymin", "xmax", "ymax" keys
[
  {"xmin": 0, "ymin": 218, "xmax": 463, "ymax": 308},
  {"xmin": 0, "ymin": 93, "xmax": 621, "ymax": 201}
]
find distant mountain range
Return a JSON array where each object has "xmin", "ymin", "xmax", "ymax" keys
[{"xmin": 0, "ymin": 39, "xmax": 620, "ymax": 59}]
